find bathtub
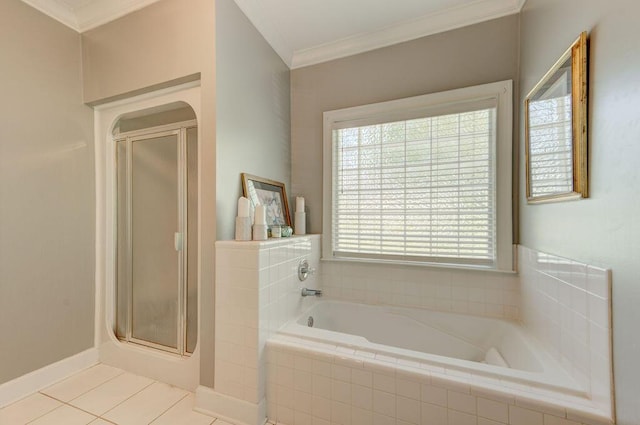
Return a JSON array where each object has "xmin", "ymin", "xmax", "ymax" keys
[{"xmin": 278, "ymin": 300, "xmax": 584, "ymax": 397}]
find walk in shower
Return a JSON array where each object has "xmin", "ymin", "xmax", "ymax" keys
[
  {"xmin": 114, "ymin": 104, "xmax": 198, "ymax": 356},
  {"xmin": 95, "ymin": 84, "xmax": 202, "ymax": 390}
]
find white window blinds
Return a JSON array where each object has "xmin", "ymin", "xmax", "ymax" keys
[{"xmin": 331, "ymin": 104, "xmax": 497, "ymax": 266}]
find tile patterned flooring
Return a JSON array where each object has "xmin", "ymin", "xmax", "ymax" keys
[{"xmin": 0, "ymin": 364, "xmax": 226, "ymax": 425}]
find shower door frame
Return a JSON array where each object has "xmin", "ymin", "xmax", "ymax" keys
[{"xmin": 114, "ymin": 120, "xmax": 196, "ymax": 356}]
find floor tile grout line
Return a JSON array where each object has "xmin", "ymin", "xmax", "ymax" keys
[
  {"xmin": 36, "ymin": 373, "xmax": 156, "ymax": 421},
  {"xmin": 39, "ymin": 365, "xmax": 127, "ymax": 405},
  {"xmin": 98, "ymin": 379, "xmax": 158, "ymax": 419},
  {"xmin": 52, "ymin": 396, "xmax": 102, "ymax": 421},
  {"xmin": 22, "ymin": 402, "xmax": 66, "ymax": 425},
  {"xmin": 35, "ymin": 393, "xmax": 103, "ymax": 424},
  {"xmin": 93, "ymin": 417, "xmax": 118, "ymax": 424},
  {"xmin": 70, "ymin": 368, "xmax": 128, "ymax": 403},
  {"xmin": 147, "ymin": 391, "xmax": 191, "ymax": 424}
]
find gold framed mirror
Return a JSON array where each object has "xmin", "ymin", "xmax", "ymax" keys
[{"xmin": 525, "ymin": 31, "xmax": 588, "ymax": 203}]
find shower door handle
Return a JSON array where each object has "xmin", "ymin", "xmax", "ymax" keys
[{"xmin": 174, "ymin": 232, "xmax": 184, "ymax": 251}]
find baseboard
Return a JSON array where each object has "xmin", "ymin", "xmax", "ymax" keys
[
  {"xmin": 98, "ymin": 340, "xmax": 199, "ymax": 392},
  {"xmin": 194, "ymin": 386, "xmax": 266, "ymax": 425},
  {"xmin": 0, "ymin": 348, "xmax": 99, "ymax": 408}
]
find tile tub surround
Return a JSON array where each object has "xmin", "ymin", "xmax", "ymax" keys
[
  {"xmin": 321, "ymin": 260, "xmax": 521, "ymax": 321},
  {"xmin": 204, "ymin": 236, "xmax": 612, "ymax": 425},
  {"xmin": 200, "ymin": 235, "xmax": 321, "ymax": 425},
  {"xmin": 518, "ymin": 246, "xmax": 614, "ymax": 422},
  {"xmin": 263, "ymin": 244, "xmax": 613, "ymax": 425},
  {"xmin": 267, "ymin": 337, "xmax": 613, "ymax": 425}
]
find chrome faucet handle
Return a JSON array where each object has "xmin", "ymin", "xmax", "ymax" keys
[{"xmin": 298, "ymin": 259, "xmax": 316, "ymax": 281}]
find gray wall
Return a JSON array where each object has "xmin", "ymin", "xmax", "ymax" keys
[
  {"xmin": 0, "ymin": 0, "xmax": 94, "ymax": 384},
  {"xmin": 81, "ymin": 0, "xmax": 213, "ymax": 106},
  {"xmin": 291, "ymin": 15, "xmax": 520, "ymax": 234},
  {"xmin": 519, "ymin": 1, "xmax": 640, "ymax": 423},
  {"xmin": 81, "ymin": 0, "xmax": 217, "ymax": 388},
  {"xmin": 216, "ymin": 0, "xmax": 291, "ymax": 240}
]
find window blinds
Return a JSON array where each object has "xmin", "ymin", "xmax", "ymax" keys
[{"xmin": 332, "ymin": 106, "xmax": 497, "ymax": 265}]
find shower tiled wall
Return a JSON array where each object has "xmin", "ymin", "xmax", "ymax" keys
[
  {"xmin": 518, "ymin": 246, "xmax": 613, "ymax": 418},
  {"xmin": 322, "ymin": 261, "xmax": 520, "ymax": 320}
]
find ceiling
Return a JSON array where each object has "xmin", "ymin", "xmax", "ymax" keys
[
  {"xmin": 20, "ymin": 0, "xmax": 525, "ymax": 68},
  {"xmin": 20, "ymin": 0, "xmax": 164, "ymax": 32}
]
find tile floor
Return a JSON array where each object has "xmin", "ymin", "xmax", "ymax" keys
[{"xmin": 0, "ymin": 364, "xmax": 227, "ymax": 425}]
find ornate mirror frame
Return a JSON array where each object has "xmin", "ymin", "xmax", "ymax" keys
[{"xmin": 525, "ymin": 32, "xmax": 588, "ymax": 203}]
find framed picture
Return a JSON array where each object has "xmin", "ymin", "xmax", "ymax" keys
[{"xmin": 241, "ymin": 173, "xmax": 291, "ymax": 227}]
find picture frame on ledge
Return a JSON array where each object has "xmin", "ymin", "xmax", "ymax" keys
[{"xmin": 241, "ymin": 173, "xmax": 292, "ymax": 227}]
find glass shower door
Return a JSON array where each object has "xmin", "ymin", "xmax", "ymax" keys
[
  {"xmin": 115, "ymin": 124, "xmax": 196, "ymax": 355},
  {"xmin": 131, "ymin": 133, "xmax": 180, "ymax": 349}
]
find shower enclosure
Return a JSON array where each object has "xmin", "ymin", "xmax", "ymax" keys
[{"xmin": 114, "ymin": 118, "xmax": 198, "ymax": 356}]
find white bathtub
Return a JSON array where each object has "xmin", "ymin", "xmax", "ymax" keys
[{"xmin": 279, "ymin": 300, "xmax": 584, "ymax": 397}]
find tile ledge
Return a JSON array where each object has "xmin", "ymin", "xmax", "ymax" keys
[{"xmin": 216, "ymin": 235, "xmax": 320, "ymax": 249}]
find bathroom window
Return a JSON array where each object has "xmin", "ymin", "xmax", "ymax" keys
[{"xmin": 322, "ymin": 81, "xmax": 513, "ymax": 270}]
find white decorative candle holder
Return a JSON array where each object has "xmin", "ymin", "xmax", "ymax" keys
[
  {"xmin": 295, "ymin": 211, "xmax": 306, "ymax": 235},
  {"xmin": 235, "ymin": 216, "xmax": 251, "ymax": 241},
  {"xmin": 253, "ymin": 224, "xmax": 268, "ymax": 241}
]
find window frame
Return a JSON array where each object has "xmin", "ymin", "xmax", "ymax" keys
[{"xmin": 322, "ymin": 80, "xmax": 514, "ymax": 271}]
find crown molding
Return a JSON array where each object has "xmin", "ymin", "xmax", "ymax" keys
[
  {"xmin": 19, "ymin": 0, "xmax": 163, "ymax": 33},
  {"xmin": 20, "ymin": 0, "xmax": 78, "ymax": 30},
  {"xmin": 75, "ymin": 0, "xmax": 162, "ymax": 32},
  {"xmin": 232, "ymin": 0, "xmax": 294, "ymax": 67},
  {"xmin": 291, "ymin": 0, "xmax": 525, "ymax": 69},
  {"xmin": 21, "ymin": 0, "xmax": 526, "ymax": 62}
]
